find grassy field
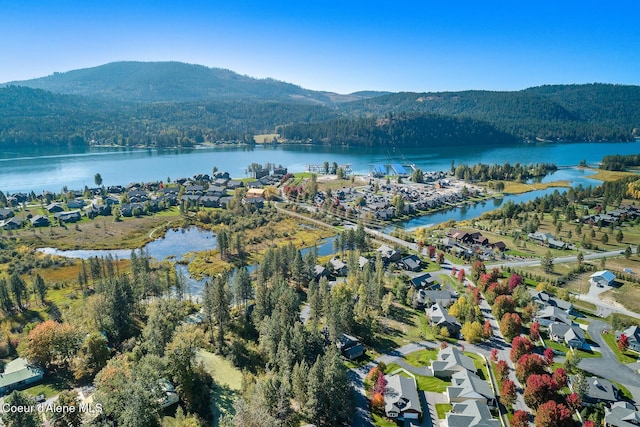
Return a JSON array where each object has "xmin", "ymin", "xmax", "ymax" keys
[
  {"xmin": 482, "ymin": 180, "xmax": 571, "ymax": 195},
  {"xmin": 385, "ymin": 363, "xmax": 450, "ymax": 393},
  {"xmin": 586, "ymin": 168, "xmax": 636, "ymax": 182},
  {"xmin": 372, "ymin": 413, "xmax": 398, "ymax": 427},
  {"xmin": 195, "ymin": 350, "xmax": 242, "ymax": 424},
  {"xmin": 252, "ymin": 133, "xmax": 280, "ymax": 143},
  {"xmin": 11, "ymin": 209, "xmax": 183, "ymax": 250},
  {"xmin": 403, "ymin": 349, "xmax": 439, "ymax": 367}
]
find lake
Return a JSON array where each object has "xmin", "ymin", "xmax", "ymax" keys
[{"xmin": 1, "ymin": 140, "xmax": 640, "ymax": 193}]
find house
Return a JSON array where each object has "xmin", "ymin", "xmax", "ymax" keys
[
  {"xmin": 0, "ymin": 357, "xmax": 44, "ymax": 395},
  {"xmin": 67, "ymin": 198, "xmax": 86, "ymax": 209},
  {"xmin": 0, "ymin": 209, "xmax": 14, "ymax": 220},
  {"xmin": 531, "ymin": 290, "xmax": 573, "ymax": 313},
  {"xmin": 206, "ymin": 185, "xmax": 227, "ymax": 197},
  {"xmin": 410, "ymin": 273, "xmax": 438, "ymax": 289},
  {"xmin": 431, "ymin": 346, "xmax": 476, "ymax": 379},
  {"xmin": 426, "ymin": 303, "xmax": 461, "ymax": 338},
  {"xmin": 1, "ymin": 217, "xmax": 24, "ymax": 230},
  {"xmin": 329, "ymin": 257, "xmax": 348, "ymax": 276},
  {"xmin": 605, "ymin": 401, "xmax": 640, "ymax": 427},
  {"xmin": 253, "ymin": 169, "xmax": 269, "ymax": 179},
  {"xmin": 84, "ymin": 204, "xmax": 111, "ymax": 218},
  {"xmin": 336, "ymin": 334, "xmax": 364, "ymax": 360},
  {"xmin": 313, "ymin": 265, "xmax": 330, "ymax": 281},
  {"xmin": 242, "ymin": 197, "xmax": 264, "ymax": 209},
  {"xmin": 384, "ymin": 374, "xmax": 422, "ymax": 420},
  {"xmin": 46, "ymin": 202, "xmax": 64, "ymax": 213},
  {"xmin": 199, "ymin": 195, "xmax": 220, "ymax": 208},
  {"xmin": 491, "ymin": 241, "xmax": 507, "ymax": 252},
  {"xmin": 590, "ymin": 270, "xmax": 616, "ymax": 287},
  {"xmin": 30, "ymin": 215, "xmax": 50, "ymax": 227},
  {"xmin": 422, "ymin": 290, "xmax": 458, "ymax": 308},
  {"xmin": 616, "ymin": 326, "xmax": 640, "ymax": 352},
  {"xmin": 158, "ymin": 379, "xmax": 180, "ymax": 408},
  {"xmin": 358, "ymin": 256, "xmax": 370, "ymax": 270},
  {"xmin": 120, "ymin": 203, "xmax": 145, "ymax": 217},
  {"xmin": 536, "ymin": 305, "xmax": 572, "ymax": 327},
  {"xmin": 54, "ymin": 210, "xmax": 82, "ymax": 223},
  {"xmin": 445, "ymin": 400, "xmax": 500, "ymax": 427},
  {"xmin": 447, "ymin": 370, "xmax": 496, "ymax": 408},
  {"xmin": 226, "ymin": 180, "xmax": 243, "ymax": 190},
  {"xmin": 245, "ymin": 188, "xmax": 266, "ymax": 199},
  {"xmin": 400, "ymin": 255, "xmax": 423, "ymax": 272},
  {"xmin": 570, "ymin": 375, "xmax": 618, "ymax": 406},
  {"xmin": 548, "ymin": 322, "xmax": 586, "ymax": 349},
  {"xmin": 376, "ymin": 244, "xmax": 401, "ymax": 263},
  {"xmin": 527, "ymin": 232, "xmax": 567, "ymax": 249},
  {"xmin": 449, "ymin": 229, "xmax": 473, "ymax": 244}
]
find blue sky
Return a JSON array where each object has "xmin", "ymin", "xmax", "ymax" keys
[{"xmin": 1, "ymin": 0, "xmax": 639, "ymax": 93}]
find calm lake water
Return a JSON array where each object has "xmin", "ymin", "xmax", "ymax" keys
[{"xmin": 1, "ymin": 140, "xmax": 639, "ymax": 193}]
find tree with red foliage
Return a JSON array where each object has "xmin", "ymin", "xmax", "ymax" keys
[
  {"xmin": 490, "ymin": 348, "xmax": 499, "ymax": 362},
  {"xmin": 457, "ymin": 268, "xmax": 466, "ymax": 283},
  {"xmin": 500, "ymin": 312, "xmax": 522, "ymax": 342},
  {"xmin": 471, "ymin": 260, "xmax": 486, "ymax": 282},
  {"xmin": 618, "ymin": 333, "xmax": 630, "ymax": 352},
  {"xmin": 516, "ymin": 354, "xmax": 546, "ymax": 383},
  {"xmin": 523, "ymin": 374, "xmax": 559, "ymax": 409},
  {"xmin": 427, "ymin": 246, "xmax": 436, "ymax": 258},
  {"xmin": 495, "ymin": 359, "xmax": 510, "ymax": 382},
  {"xmin": 534, "ymin": 400, "xmax": 573, "ymax": 427},
  {"xmin": 582, "ymin": 421, "xmax": 595, "ymax": 427},
  {"xmin": 472, "ymin": 288, "xmax": 483, "ymax": 306},
  {"xmin": 500, "ymin": 379, "xmax": 517, "ymax": 408},
  {"xmin": 543, "ymin": 347, "xmax": 555, "ymax": 366},
  {"xmin": 493, "ymin": 295, "xmax": 516, "ymax": 321},
  {"xmin": 511, "ymin": 410, "xmax": 530, "ymax": 427},
  {"xmin": 440, "ymin": 342, "xmax": 448, "ymax": 349},
  {"xmin": 451, "ymin": 266, "xmax": 457, "ymax": 276},
  {"xmin": 552, "ymin": 367, "xmax": 568, "ymax": 388},
  {"xmin": 510, "ymin": 336, "xmax": 534, "ymax": 362},
  {"xmin": 373, "ymin": 371, "xmax": 387, "ymax": 396},
  {"xmin": 371, "ymin": 392, "xmax": 385, "ymax": 411},
  {"xmin": 530, "ymin": 321, "xmax": 541, "ymax": 341},
  {"xmin": 483, "ymin": 319, "xmax": 493, "ymax": 339},
  {"xmin": 436, "ymin": 252, "xmax": 445, "ymax": 264},
  {"xmin": 508, "ymin": 273, "xmax": 523, "ymax": 293},
  {"xmin": 566, "ymin": 392, "xmax": 582, "ymax": 411}
]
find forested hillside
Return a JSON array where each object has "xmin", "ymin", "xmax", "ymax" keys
[
  {"xmin": 277, "ymin": 112, "xmax": 518, "ymax": 146},
  {"xmin": 4, "ymin": 61, "xmax": 371, "ymax": 104},
  {"xmin": 2, "ymin": 62, "xmax": 640, "ymax": 148}
]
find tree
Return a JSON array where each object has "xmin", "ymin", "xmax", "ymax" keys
[
  {"xmin": 523, "ymin": 374, "xmax": 559, "ymax": 409},
  {"xmin": 499, "ymin": 312, "xmax": 521, "ymax": 342},
  {"xmin": 543, "ymin": 347, "xmax": 555, "ymax": 366},
  {"xmin": 94, "ymin": 173, "xmax": 103, "ymax": 186},
  {"xmin": 515, "ymin": 354, "xmax": 546, "ymax": 383},
  {"xmin": 508, "ymin": 273, "xmax": 523, "ymax": 293},
  {"xmin": 461, "ymin": 321, "xmax": 483, "ymax": 343},
  {"xmin": 571, "ymin": 372, "xmax": 589, "ymax": 399},
  {"xmin": 492, "ymin": 295, "xmax": 516, "ymax": 321},
  {"xmin": 33, "ymin": 274, "xmax": 47, "ymax": 305},
  {"xmin": 577, "ymin": 251, "xmax": 584, "ymax": 264},
  {"xmin": 625, "ymin": 246, "xmax": 632, "ymax": 259},
  {"xmin": 511, "ymin": 410, "xmax": 530, "ymax": 427},
  {"xmin": 490, "ymin": 348, "xmax": 498, "ymax": 362},
  {"xmin": 457, "ymin": 268, "xmax": 466, "ymax": 283},
  {"xmin": 495, "ymin": 359, "xmax": 510, "ymax": 382},
  {"xmin": 50, "ymin": 390, "xmax": 83, "ymax": 427},
  {"xmin": 617, "ymin": 333, "xmax": 630, "ymax": 352},
  {"xmin": 23, "ymin": 320, "xmax": 82, "ymax": 370},
  {"xmin": 500, "ymin": 379, "xmax": 517, "ymax": 408},
  {"xmin": 165, "ymin": 325, "xmax": 207, "ymax": 414},
  {"xmin": 471, "ymin": 260, "xmax": 486, "ymax": 281},
  {"xmin": 563, "ymin": 350, "xmax": 582, "ymax": 374},
  {"xmin": 436, "ymin": 252, "xmax": 445, "ymax": 264},
  {"xmin": 9, "ymin": 273, "xmax": 27, "ymax": 310},
  {"xmin": 530, "ymin": 321, "xmax": 541, "ymax": 341},
  {"xmin": 510, "ymin": 336, "xmax": 533, "ymax": 362},
  {"xmin": 483, "ymin": 319, "xmax": 493, "ymax": 339},
  {"xmin": 566, "ymin": 392, "xmax": 582, "ymax": 411},
  {"xmin": 602, "ymin": 232, "xmax": 609, "ymax": 244},
  {"xmin": 3, "ymin": 391, "xmax": 40, "ymax": 427},
  {"xmin": 541, "ymin": 250, "xmax": 554, "ymax": 273},
  {"xmin": 616, "ymin": 229, "xmax": 624, "ymax": 243},
  {"xmin": 72, "ymin": 332, "xmax": 111, "ymax": 381},
  {"xmin": 534, "ymin": 400, "xmax": 573, "ymax": 427},
  {"xmin": 552, "ymin": 367, "xmax": 568, "ymax": 388}
]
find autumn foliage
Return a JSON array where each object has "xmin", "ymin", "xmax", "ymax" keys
[
  {"xmin": 511, "ymin": 410, "xmax": 530, "ymax": 427},
  {"xmin": 510, "ymin": 336, "xmax": 533, "ymax": 362},
  {"xmin": 523, "ymin": 374, "xmax": 558, "ymax": 409},
  {"xmin": 534, "ymin": 400, "xmax": 573, "ymax": 427}
]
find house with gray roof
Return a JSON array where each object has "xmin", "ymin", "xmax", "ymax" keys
[
  {"xmin": 431, "ymin": 346, "xmax": 476, "ymax": 379},
  {"xmin": 605, "ymin": 401, "xmax": 640, "ymax": 427},
  {"xmin": 414, "ymin": 289, "xmax": 458, "ymax": 308},
  {"xmin": 536, "ymin": 305, "xmax": 571, "ymax": 327},
  {"xmin": 376, "ymin": 244, "xmax": 401, "ymax": 263},
  {"xmin": 445, "ymin": 400, "xmax": 500, "ymax": 427},
  {"xmin": 570, "ymin": 375, "xmax": 619, "ymax": 406},
  {"xmin": 329, "ymin": 257, "xmax": 347, "ymax": 276},
  {"xmin": 384, "ymin": 374, "xmax": 422, "ymax": 421},
  {"xmin": 531, "ymin": 290, "xmax": 573, "ymax": 313},
  {"xmin": 0, "ymin": 209, "xmax": 14, "ymax": 220},
  {"xmin": 410, "ymin": 273, "xmax": 439, "ymax": 289},
  {"xmin": 447, "ymin": 370, "xmax": 496, "ymax": 408},
  {"xmin": 426, "ymin": 303, "xmax": 461, "ymax": 338},
  {"xmin": 0, "ymin": 357, "xmax": 44, "ymax": 395},
  {"xmin": 548, "ymin": 322, "xmax": 586, "ymax": 349}
]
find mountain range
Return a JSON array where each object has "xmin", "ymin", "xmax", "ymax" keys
[{"xmin": 1, "ymin": 61, "xmax": 639, "ymax": 148}]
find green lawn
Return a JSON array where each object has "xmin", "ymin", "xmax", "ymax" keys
[
  {"xmin": 372, "ymin": 413, "xmax": 399, "ymax": 427},
  {"xmin": 464, "ymin": 352, "xmax": 491, "ymax": 380},
  {"xmin": 403, "ymin": 349, "xmax": 439, "ymax": 367},
  {"xmin": 602, "ymin": 332, "xmax": 639, "ymax": 364},
  {"xmin": 385, "ymin": 363, "xmax": 450, "ymax": 393},
  {"xmin": 24, "ymin": 375, "xmax": 72, "ymax": 399},
  {"xmin": 435, "ymin": 403, "xmax": 452, "ymax": 419},
  {"xmin": 195, "ymin": 350, "xmax": 242, "ymax": 423},
  {"xmin": 541, "ymin": 334, "xmax": 602, "ymax": 359}
]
